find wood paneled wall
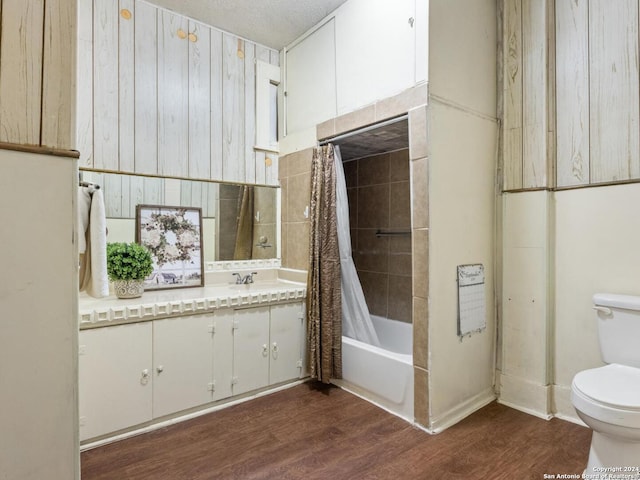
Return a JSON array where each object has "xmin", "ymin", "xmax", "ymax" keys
[
  {"xmin": 83, "ymin": 171, "xmax": 218, "ymax": 219},
  {"xmin": 503, "ymin": 0, "xmax": 640, "ymax": 191},
  {"xmin": 77, "ymin": 0, "xmax": 280, "ymax": 185},
  {"xmin": 557, "ymin": 0, "xmax": 640, "ymax": 186},
  {"xmin": 0, "ymin": 0, "xmax": 76, "ymax": 150},
  {"xmin": 502, "ymin": 0, "xmax": 553, "ymax": 191}
]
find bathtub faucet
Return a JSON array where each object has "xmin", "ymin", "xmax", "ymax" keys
[{"xmin": 232, "ymin": 272, "xmax": 258, "ymax": 284}]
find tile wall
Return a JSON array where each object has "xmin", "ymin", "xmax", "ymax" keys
[
  {"xmin": 279, "ymin": 148, "xmax": 313, "ymax": 271},
  {"xmin": 345, "ymin": 149, "xmax": 413, "ymax": 323}
]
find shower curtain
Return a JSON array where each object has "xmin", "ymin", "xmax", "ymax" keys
[
  {"xmin": 307, "ymin": 145, "xmax": 342, "ymax": 383},
  {"xmin": 334, "ymin": 146, "xmax": 380, "ymax": 346},
  {"xmin": 233, "ymin": 185, "xmax": 254, "ymax": 259}
]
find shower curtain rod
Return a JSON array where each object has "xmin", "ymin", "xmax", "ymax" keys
[{"xmin": 318, "ymin": 114, "xmax": 408, "ymax": 146}]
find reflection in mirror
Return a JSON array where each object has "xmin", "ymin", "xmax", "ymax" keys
[{"xmin": 80, "ymin": 171, "xmax": 279, "ymax": 262}]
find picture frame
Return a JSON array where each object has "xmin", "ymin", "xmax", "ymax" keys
[{"xmin": 136, "ymin": 205, "xmax": 204, "ymax": 291}]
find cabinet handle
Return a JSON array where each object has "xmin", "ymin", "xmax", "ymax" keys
[
  {"xmin": 188, "ymin": 33, "xmax": 198, "ymax": 43},
  {"xmin": 156, "ymin": 365, "xmax": 164, "ymax": 374},
  {"xmin": 177, "ymin": 29, "xmax": 187, "ymax": 40},
  {"xmin": 272, "ymin": 342, "xmax": 279, "ymax": 359},
  {"xmin": 140, "ymin": 369, "xmax": 150, "ymax": 385},
  {"xmin": 262, "ymin": 344, "xmax": 268, "ymax": 357}
]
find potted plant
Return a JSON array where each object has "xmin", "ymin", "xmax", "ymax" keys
[{"xmin": 106, "ymin": 242, "xmax": 153, "ymax": 299}]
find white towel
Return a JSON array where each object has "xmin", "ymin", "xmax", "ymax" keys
[
  {"xmin": 77, "ymin": 187, "xmax": 92, "ymax": 254},
  {"xmin": 87, "ymin": 189, "xmax": 109, "ymax": 298},
  {"xmin": 79, "ymin": 186, "xmax": 109, "ymax": 298}
]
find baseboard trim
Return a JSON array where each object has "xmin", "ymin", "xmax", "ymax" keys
[
  {"xmin": 81, "ymin": 379, "xmax": 308, "ymax": 451},
  {"xmin": 498, "ymin": 373, "xmax": 552, "ymax": 419},
  {"xmin": 497, "ymin": 399, "xmax": 552, "ymax": 421},
  {"xmin": 429, "ymin": 388, "xmax": 496, "ymax": 434}
]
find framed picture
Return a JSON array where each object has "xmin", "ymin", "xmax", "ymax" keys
[{"xmin": 136, "ymin": 205, "xmax": 204, "ymax": 291}]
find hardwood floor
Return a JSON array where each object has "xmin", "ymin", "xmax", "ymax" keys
[{"xmin": 81, "ymin": 383, "xmax": 591, "ymax": 479}]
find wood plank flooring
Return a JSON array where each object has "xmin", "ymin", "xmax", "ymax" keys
[{"xmin": 81, "ymin": 383, "xmax": 591, "ymax": 479}]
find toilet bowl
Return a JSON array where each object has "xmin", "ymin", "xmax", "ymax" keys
[{"xmin": 571, "ymin": 294, "xmax": 640, "ymax": 474}]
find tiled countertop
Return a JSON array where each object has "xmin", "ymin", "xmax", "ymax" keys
[{"xmin": 79, "ymin": 279, "xmax": 307, "ymax": 329}]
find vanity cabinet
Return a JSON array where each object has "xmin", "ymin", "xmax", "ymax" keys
[
  {"xmin": 79, "ymin": 301, "xmax": 305, "ymax": 442},
  {"xmin": 152, "ymin": 314, "xmax": 214, "ymax": 418},
  {"xmin": 231, "ymin": 307, "xmax": 271, "ymax": 395},
  {"xmin": 269, "ymin": 303, "xmax": 307, "ymax": 384},
  {"xmin": 232, "ymin": 303, "xmax": 306, "ymax": 395},
  {"xmin": 79, "ymin": 322, "xmax": 153, "ymax": 441}
]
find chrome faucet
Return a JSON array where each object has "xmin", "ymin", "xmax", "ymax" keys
[{"xmin": 232, "ymin": 272, "xmax": 258, "ymax": 285}]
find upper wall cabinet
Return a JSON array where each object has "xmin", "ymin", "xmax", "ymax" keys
[
  {"xmin": 284, "ymin": 0, "xmax": 427, "ymax": 136},
  {"xmin": 77, "ymin": 0, "xmax": 281, "ymax": 185},
  {"xmin": 334, "ymin": 0, "xmax": 417, "ymax": 115},
  {"xmin": 285, "ymin": 20, "xmax": 337, "ymax": 134}
]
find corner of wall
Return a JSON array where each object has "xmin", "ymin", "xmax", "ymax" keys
[{"xmin": 499, "ymin": 191, "xmax": 554, "ymax": 419}]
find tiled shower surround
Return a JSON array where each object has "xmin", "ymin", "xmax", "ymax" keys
[
  {"xmin": 280, "ymin": 83, "xmax": 430, "ymax": 427},
  {"xmin": 344, "ymin": 149, "xmax": 412, "ymax": 323}
]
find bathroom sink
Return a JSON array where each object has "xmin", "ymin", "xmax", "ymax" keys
[{"xmin": 226, "ymin": 281, "xmax": 293, "ymax": 293}]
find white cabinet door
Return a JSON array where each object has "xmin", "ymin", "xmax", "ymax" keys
[
  {"xmin": 152, "ymin": 315, "xmax": 214, "ymax": 418},
  {"xmin": 233, "ymin": 307, "xmax": 270, "ymax": 395},
  {"xmin": 284, "ymin": 19, "xmax": 337, "ymax": 135},
  {"xmin": 269, "ymin": 302, "xmax": 305, "ymax": 384},
  {"xmin": 335, "ymin": 0, "xmax": 416, "ymax": 115},
  {"xmin": 79, "ymin": 323, "xmax": 152, "ymax": 441},
  {"xmin": 212, "ymin": 309, "xmax": 234, "ymax": 401}
]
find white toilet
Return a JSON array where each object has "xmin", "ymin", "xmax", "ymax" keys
[{"xmin": 571, "ymin": 293, "xmax": 640, "ymax": 472}]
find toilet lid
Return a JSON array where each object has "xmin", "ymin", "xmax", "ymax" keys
[{"xmin": 573, "ymin": 364, "xmax": 640, "ymax": 410}]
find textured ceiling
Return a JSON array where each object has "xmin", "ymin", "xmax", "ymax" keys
[
  {"xmin": 147, "ymin": 0, "xmax": 349, "ymax": 49},
  {"xmin": 331, "ymin": 119, "xmax": 409, "ymax": 162}
]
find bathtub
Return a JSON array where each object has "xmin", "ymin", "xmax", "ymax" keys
[{"xmin": 332, "ymin": 315, "xmax": 414, "ymax": 422}]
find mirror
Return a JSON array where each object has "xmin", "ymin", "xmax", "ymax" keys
[{"xmin": 80, "ymin": 171, "xmax": 279, "ymax": 263}]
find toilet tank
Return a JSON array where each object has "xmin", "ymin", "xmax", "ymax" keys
[{"xmin": 593, "ymin": 293, "xmax": 640, "ymax": 368}]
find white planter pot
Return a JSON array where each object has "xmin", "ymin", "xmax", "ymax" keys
[{"xmin": 113, "ymin": 279, "xmax": 145, "ymax": 299}]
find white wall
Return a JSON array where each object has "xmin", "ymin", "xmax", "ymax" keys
[
  {"xmin": 428, "ymin": 0, "xmax": 497, "ymax": 118},
  {"xmin": 554, "ymin": 183, "xmax": 640, "ymax": 420},
  {"xmin": 499, "ymin": 191, "xmax": 553, "ymax": 417},
  {"xmin": 427, "ymin": 101, "xmax": 498, "ymax": 431},
  {"xmin": 425, "ymin": 0, "xmax": 497, "ymax": 431},
  {"xmin": 0, "ymin": 149, "xmax": 79, "ymax": 479},
  {"xmin": 499, "ymin": 183, "xmax": 640, "ymax": 423}
]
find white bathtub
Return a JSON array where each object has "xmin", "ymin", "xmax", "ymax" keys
[{"xmin": 333, "ymin": 315, "xmax": 414, "ymax": 422}]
